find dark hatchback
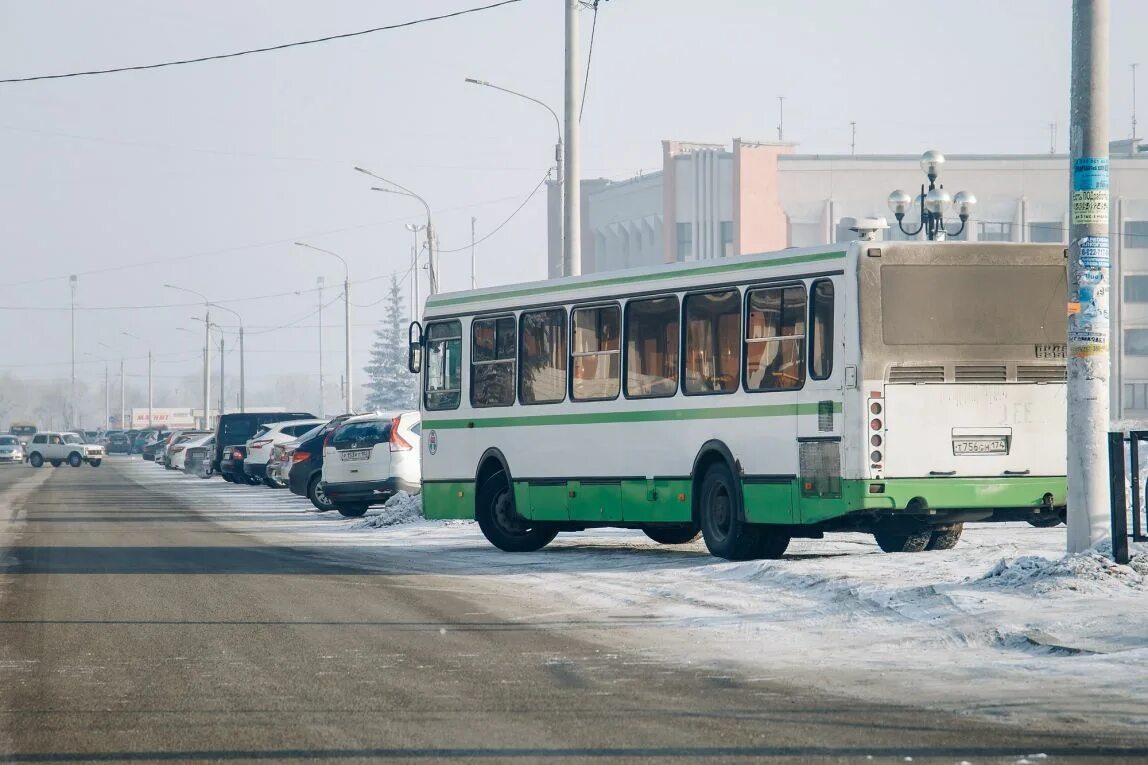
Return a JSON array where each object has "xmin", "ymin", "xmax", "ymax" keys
[
  {"xmin": 105, "ymin": 432, "xmax": 132, "ymax": 455},
  {"xmin": 288, "ymin": 415, "xmax": 354, "ymax": 511},
  {"xmin": 213, "ymin": 412, "xmax": 315, "ymax": 483}
]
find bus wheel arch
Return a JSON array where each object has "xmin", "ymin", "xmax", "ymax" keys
[{"xmin": 475, "ymin": 447, "xmax": 513, "ymax": 514}]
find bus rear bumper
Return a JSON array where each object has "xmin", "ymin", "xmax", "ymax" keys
[{"xmin": 854, "ymin": 476, "xmax": 1066, "ymax": 516}]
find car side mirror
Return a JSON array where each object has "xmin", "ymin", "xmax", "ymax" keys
[{"xmin": 408, "ymin": 321, "xmax": 424, "ymax": 375}]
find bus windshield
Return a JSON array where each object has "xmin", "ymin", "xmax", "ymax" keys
[{"xmin": 879, "ymin": 264, "xmax": 1066, "ymax": 346}]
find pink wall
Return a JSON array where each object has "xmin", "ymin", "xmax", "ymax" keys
[{"xmin": 733, "ymin": 140, "xmax": 792, "ymax": 254}]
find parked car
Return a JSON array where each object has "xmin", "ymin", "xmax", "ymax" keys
[
  {"xmin": 171, "ymin": 433, "xmax": 214, "ymax": 472},
  {"xmin": 141, "ymin": 431, "xmax": 172, "ymax": 462},
  {"xmin": 164, "ymin": 431, "xmax": 211, "ymax": 469},
  {"xmin": 104, "ymin": 432, "xmax": 132, "ymax": 455},
  {"xmin": 213, "ymin": 412, "xmax": 315, "ymax": 482},
  {"xmin": 321, "ymin": 412, "xmax": 421, "ymax": 517},
  {"xmin": 0, "ymin": 435, "xmax": 25, "ymax": 464},
  {"xmin": 182, "ymin": 439, "xmax": 215, "ymax": 479},
  {"xmin": 26, "ymin": 432, "xmax": 104, "ymax": 468},
  {"xmin": 132, "ymin": 430, "xmax": 158, "ymax": 455},
  {"xmin": 243, "ymin": 420, "xmax": 326, "ymax": 487},
  {"xmin": 288, "ymin": 416, "xmax": 355, "ymax": 511}
]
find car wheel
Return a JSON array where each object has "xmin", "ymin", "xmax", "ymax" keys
[
  {"xmin": 642, "ymin": 524, "xmax": 701, "ymax": 545},
  {"xmin": 262, "ymin": 477, "xmax": 281, "ymax": 489},
  {"xmin": 28, "ymin": 453, "xmax": 43, "ymax": 468},
  {"xmin": 50, "ymin": 459, "xmax": 62, "ymax": 468},
  {"xmin": 308, "ymin": 475, "xmax": 333, "ymax": 512},
  {"xmin": 475, "ymin": 469, "xmax": 558, "ymax": 552},
  {"xmin": 89, "ymin": 459, "xmax": 102, "ymax": 468},
  {"xmin": 873, "ymin": 527, "xmax": 933, "ymax": 553},
  {"xmin": 67, "ymin": 452, "xmax": 83, "ymax": 468},
  {"xmin": 926, "ymin": 523, "xmax": 963, "ymax": 551},
  {"xmin": 336, "ymin": 503, "xmax": 369, "ymax": 518}
]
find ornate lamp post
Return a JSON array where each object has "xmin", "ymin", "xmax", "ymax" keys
[{"xmin": 887, "ymin": 151, "xmax": 977, "ymax": 241}]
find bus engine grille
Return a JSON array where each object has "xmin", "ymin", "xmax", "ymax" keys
[{"xmin": 799, "ymin": 440, "xmax": 842, "ymax": 498}]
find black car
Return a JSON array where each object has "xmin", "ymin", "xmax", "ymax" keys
[
  {"xmin": 288, "ymin": 415, "xmax": 354, "ymax": 511},
  {"xmin": 105, "ymin": 432, "xmax": 132, "ymax": 455},
  {"xmin": 213, "ymin": 412, "xmax": 315, "ymax": 483}
]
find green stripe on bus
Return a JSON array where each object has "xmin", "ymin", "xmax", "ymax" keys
[
  {"xmin": 424, "ymin": 250, "xmax": 848, "ymax": 310},
  {"xmin": 423, "ymin": 401, "xmax": 842, "ymax": 430}
]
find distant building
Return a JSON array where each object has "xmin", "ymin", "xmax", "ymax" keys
[{"xmin": 546, "ymin": 138, "xmax": 1148, "ymax": 417}]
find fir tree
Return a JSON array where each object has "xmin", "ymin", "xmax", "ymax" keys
[{"xmin": 363, "ymin": 275, "xmax": 417, "ymax": 412}]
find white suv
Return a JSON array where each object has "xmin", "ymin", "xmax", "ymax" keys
[
  {"xmin": 27, "ymin": 432, "xmax": 104, "ymax": 468},
  {"xmin": 244, "ymin": 419, "xmax": 327, "ymax": 487},
  {"xmin": 322, "ymin": 412, "xmax": 421, "ymax": 517}
]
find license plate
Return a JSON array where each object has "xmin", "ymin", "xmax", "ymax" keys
[
  {"xmin": 953, "ymin": 438, "xmax": 1009, "ymax": 455},
  {"xmin": 1035, "ymin": 343, "xmax": 1067, "ymax": 359},
  {"xmin": 341, "ymin": 449, "xmax": 372, "ymax": 461}
]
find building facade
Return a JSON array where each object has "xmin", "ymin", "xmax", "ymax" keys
[{"xmin": 546, "ymin": 138, "xmax": 1148, "ymax": 417}]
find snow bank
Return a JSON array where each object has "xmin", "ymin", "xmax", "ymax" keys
[
  {"xmin": 978, "ymin": 541, "xmax": 1148, "ymax": 594},
  {"xmin": 354, "ymin": 491, "xmax": 424, "ymax": 529}
]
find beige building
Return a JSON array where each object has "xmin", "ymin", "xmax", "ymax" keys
[{"xmin": 546, "ymin": 138, "xmax": 1148, "ymax": 417}]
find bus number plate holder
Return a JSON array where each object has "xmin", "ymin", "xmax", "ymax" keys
[{"xmin": 952, "ymin": 438, "xmax": 1009, "ymax": 455}]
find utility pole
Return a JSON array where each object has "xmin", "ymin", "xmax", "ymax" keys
[
  {"xmin": 343, "ymin": 274, "xmax": 351, "ymax": 412},
  {"xmin": 777, "ymin": 96, "xmax": 785, "ymax": 142},
  {"xmin": 204, "ymin": 307, "xmax": 211, "ymax": 431},
  {"xmin": 1066, "ymin": 0, "xmax": 1111, "ymax": 553},
  {"xmin": 103, "ymin": 363, "xmax": 109, "ymax": 433},
  {"xmin": 238, "ymin": 325, "xmax": 246, "ymax": 412},
  {"xmin": 317, "ymin": 276, "xmax": 325, "ymax": 416},
  {"xmin": 470, "ymin": 216, "xmax": 477, "ymax": 289},
  {"xmin": 427, "ymin": 225, "xmax": 439, "ymax": 295},
  {"xmin": 1050, "ymin": 122, "xmax": 1058, "ymax": 154},
  {"xmin": 119, "ymin": 359, "xmax": 125, "ymax": 432},
  {"xmin": 1133, "ymin": 63, "xmax": 1139, "ymax": 138},
  {"xmin": 850, "ymin": 121, "xmax": 856, "ymax": 156},
  {"xmin": 219, "ymin": 334, "xmax": 225, "ymax": 416},
  {"xmin": 69, "ymin": 275, "xmax": 76, "ymax": 429},
  {"xmin": 564, "ymin": 0, "xmax": 582, "ymax": 276},
  {"xmin": 147, "ymin": 351, "xmax": 153, "ymax": 429}
]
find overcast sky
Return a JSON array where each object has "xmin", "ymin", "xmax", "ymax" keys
[{"xmin": 1, "ymin": 0, "xmax": 1145, "ymax": 412}]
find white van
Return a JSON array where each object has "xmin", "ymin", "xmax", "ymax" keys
[{"xmin": 322, "ymin": 412, "xmax": 421, "ymax": 517}]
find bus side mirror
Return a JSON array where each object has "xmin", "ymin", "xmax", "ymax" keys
[{"xmin": 408, "ymin": 321, "xmax": 424, "ymax": 374}]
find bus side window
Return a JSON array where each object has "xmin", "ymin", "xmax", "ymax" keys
[
  {"xmin": 519, "ymin": 309, "xmax": 567, "ymax": 404},
  {"xmin": 424, "ymin": 320, "xmax": 462, "ymax": 411},
  {"xmin": 624, "ymin": 296, "xmax": 679, "ymax": 398},
  {"xmin": 744, "ymin": 285, "xmax": 806, "ymax": 392},
  {"xmin": 571, "ymin": 305, "xmax": 620, "ymax": 401},
  {"xmin": 683, "ymin": 290, "xmax": 741, "ymax": 395},
  {"xmin": 471, "ymin": 316, "xmax": 516, "ymax": 408},
  {"xmin": 809, "ymin": 280, "xmax": 834, "ymax": 381}
]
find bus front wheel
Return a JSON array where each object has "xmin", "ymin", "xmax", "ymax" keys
[{"xmin": 476, "ymin": 470, "xmax": 557, "ymax": 553}]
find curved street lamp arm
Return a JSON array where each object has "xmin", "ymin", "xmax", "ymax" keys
[
  {"xmin": 895, "ymin": 217, "xmax": 926, "ymax": 237},
  {"xmin": 293, "ymin": 242, "xmax": 349, "ymax": 281},
  {"xmin": 163, "ymin": 283, "xmax": 210, "ymax": 305},
  {"xmin": 942, "ymin": 218, "xmax": 969, "ymax": 239},
  {"xmin": 355, "ymin": 167, "xmax": 431, "ymax": 218},
  {"xmin": 464, "ymin": 78, "xmax": 561, "ymax": 140}
]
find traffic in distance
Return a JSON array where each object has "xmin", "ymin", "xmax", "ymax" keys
[{"xmin": 3, "ymin": 240, "xmax": 1071, "ymax": 560}]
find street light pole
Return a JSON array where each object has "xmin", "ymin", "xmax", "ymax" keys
[
  {"xmin": 356, "ymin": 167, "xmax": 438, "ymax": 294},
  {"xmin": 69, "ymin": 275, "xmax": 77, "ymax": 429},
  {"xmin": 565, "ymin": 0, "xmax": 582, "ymax": 276},
  {"xmin": 887, "ymin": 152, "xmax": 977, "ymax": 240},
  {"xmin": 294, "ymin": 242, "xmax": 353, "ymax": 413},
  {"xmin": 122, "ymin": 332, "xmax": 152, "ymax": 429},
  {"xmin": 464, "ymin": 77, "xmax": 563, "ymax": 273},
  {"xmin": 165, "ymin": 284, "xmax": 212, "ymax": 430},
  {"xmin": 471, "ymin": 216, "xmax": 477, "ymax": 289},
  {"xmin": 317, "ymin": 276, "xmax": 325, "ymax": 416},
  {"xmin": 211, "ymin": 304, "xmax": 245, "ymax": 413},
  {"xmin": 404, "ymin": 224, "xmax": 426, "ymax": 320},
  {"xmin": 119, "ymin": 358, "xmax": 125, "ymax": 431}
]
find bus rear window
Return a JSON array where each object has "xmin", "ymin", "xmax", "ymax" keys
[{"xmin": 880, "ymin": 265, "xmax": 1066, "ymax": 346}]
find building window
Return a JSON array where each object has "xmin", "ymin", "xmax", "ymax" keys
[
  {"xmin": 676, "ymin": 222, "xmax": 693, "ymax": 262},
  {"xmin": 683, "ymin": 290, "xmax": 741, "ymax": 395},
  {"xmin": 1125, "ymin": 275, "xmax": 1148, "ymax": 302},
  {"xmin": 571, "ymin": 305, "xmax": 620, "ymax": 401},
  {"xmin": 1126, "ymin": 328, "xmax": 1148, "ymax": 356},
  {"xmin": 625, "ymin": 296, "xmax": 679, "ymax": 399},
  {"xmin": 470, "ymin": 316, "xmax": 516, "ymax": 408},
  {"xmin": 978, "ymin": 222, "xmax": 1013, "ymax": 242},
  {"xmin": 424, "ymin": 320, "xmax": 462, "ymax": 411},
  {"xmin": 808, "ymin": 280, "xmax": 834, "ymax": 381},
  {"xmin": 1126, "ymin": 382, "xmax": 1148, "ymax": 411},
  {"xmin": 721, "ymin": 221, "xmax": 734, "ymax": 258},
  {"xmin": 519, "ymin": 309, "xmax": 567, "ymax": 404},
  {"xmin": 745, "ymin": 285, "xmax": 806, "ymax": 392},
  {"xmin": 1029, "ymin": 222, "xmax": 1064, "ymax": 243},
  {"xmin": 1126, "ymin": 221, "xmax": 1148, "ymax": 249}
]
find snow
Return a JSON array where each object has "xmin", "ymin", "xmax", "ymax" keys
[{"xmin": 120, "ymin": 459, "xmax": 1148, "ymax": 733}]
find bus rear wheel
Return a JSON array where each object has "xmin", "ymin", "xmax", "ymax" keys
[
  {"xmin": 476, "ymin": 470, "xmax": 557, "ymax": 553},
  {"xmin": 643, "ymin": 524, "xmax": 701, "ymax": 545},
  {"xmin": 926, "ymin": 523, "xmax": 963, "ymax": 551},
  {"xmin": 1027, "ymin": 515, "xmax": 1063, "ymax": 528},
  {"xmin": 873, "ymin": 527, "xmax": 932, "ymax": 553},
  {"xmin": 698, "ymin": 463, "xmax": 783, "ymax": 561}
]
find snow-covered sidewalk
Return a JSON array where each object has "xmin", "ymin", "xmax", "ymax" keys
[{"xmin": 124, "ymin": 460, "xmax": 1148, "ymax": 733}]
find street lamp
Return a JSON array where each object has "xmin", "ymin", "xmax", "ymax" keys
[
  {"xmin": 404, "ymin": 223, "xmax": 427, "ymax": 321},
  {"xmin": 354, "ymin": 166, "xmax": 438, "ymax": 294},
  {"xmin": 465, "ymin": 77, "xmax": 563, "ymax": 272},
  {"xmin": 211, "ymin": 303, "xmax": 246, "ymax": 413},
  {"xmin": 165, "ymin": 283, "xmax": 211, "ymax": 429},
  {"xmin": 887, "ymin": 150, "xmax": 977, "ymax": 241},
  {"xmin": 122, "ymin": 332, "xmax": 153, "ymax": 430},
  {"xmin": 295, "ymin": 242, "xmax": 353, "ymax": 413}
]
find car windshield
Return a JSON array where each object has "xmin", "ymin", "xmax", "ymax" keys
[
  {"xmin": 63, "ymin": 434, "xmax": 84, "ymax": 445},
  {"xmin": 0, "ymin": 436, "xmax": 18, "ymax": 446}
]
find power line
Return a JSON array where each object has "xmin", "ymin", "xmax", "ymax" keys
[
  {"xmin": 0, "ymin": 1, "xmax": 522, "ymax": 84},
  {"xmin": 579, "ymin": 0, "xmax": 604, "ymax": 121},
  {"xmin": 436, "ymin": 171, "xmax": 551, "ymax": 253}
]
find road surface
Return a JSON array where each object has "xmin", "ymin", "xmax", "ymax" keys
[{"xmin": 0, "ymin": 460, "xmax": 1144, "ymax": 763}]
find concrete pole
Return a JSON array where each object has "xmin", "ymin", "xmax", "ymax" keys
[
  {"xmin": 427, "ymin": 222, "xmax": 438, "ymax": 295},
  {"xmin": 218, "ymin": 335, "xmax": 225, "ymax": 416},
  {"xmin": 239, "ymin": 325, "xmax": 246, "ymax": 413},
  {"xmin": 204, "ymin": 307, "xmax": 211, "ymax": 431},
  {"xmin": 318, "ymin": 276, "xmax": 325, "ymax": 416},
  {"xmin": 564, "ymin": 0, "xmax": 581, "ymax": 276},
  {"xmin": 104, "ymin": 363, "xmax": 109, "ymax": 432},
  {"xmin": 147, "ymin": 351, "xmax": 153, "ymax": 429},
  {"xmin": 555, "ymin": 139, "xmax": 565, "ymax": 275},
  {"xmin": 344, "ymin": 276, "xmax": 353, "ymax": 412},
  {"xmin": 1066, "ymin": 0, "xmax": 1111, "ymax": 553},
  {"xmin": 411, "ymin": 241, "xmax": 419, "ymax": 322},
  {"xmin": 119, "ymin": 359, "xmax": 125, "ymax": 431},
  {"xmin": 470, "ymin": 216, "xmax": 477, "ymax": 289},
  {"xmin": 69, "ymin": 275, "xmax": 76, "ymax": 429}
]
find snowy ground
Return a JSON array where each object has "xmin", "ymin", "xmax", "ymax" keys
[{"xmin": 122, "ymin": 459, "xmax": 1148, "ymax": 734}]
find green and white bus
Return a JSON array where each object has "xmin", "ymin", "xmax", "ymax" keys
[{"xmin": 409, "ymin": 241, "xmax": 1068, "ymax": 560}]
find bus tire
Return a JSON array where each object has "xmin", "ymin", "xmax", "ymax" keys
[
  {"xmin": 926, "ymin": 523, "xmax": 963, "ymax": 551},
  {"xmin": 642, "ymin": 524, "xmax": 701, "ymax": 545},
  {"xmin": 752, "ymin": 530, "xmax": 791, "ymax": 559},
  {"xmin": 1027, "ymin": 515, "xmax": 1063, "ymax": 528},
  {"xmin": 476, "ymin": 470, "xmax": 557, "ymax": 553},
  {"xmin": 873, "ymin": 528, "xmax": 932, "ymax": 553},
  {"xmin": 699, "ymin": 462, "xmax": 762, "ymax": 561}
]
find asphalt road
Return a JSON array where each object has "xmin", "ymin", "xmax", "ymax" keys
[{"xmin": 0, "ymin": 460, "xmax": 1144, "ymax": 764}]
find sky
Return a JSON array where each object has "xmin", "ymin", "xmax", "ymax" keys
[{"xmin": 0, "ymin": 0, "xmax": 1145, "ymax": 420}]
